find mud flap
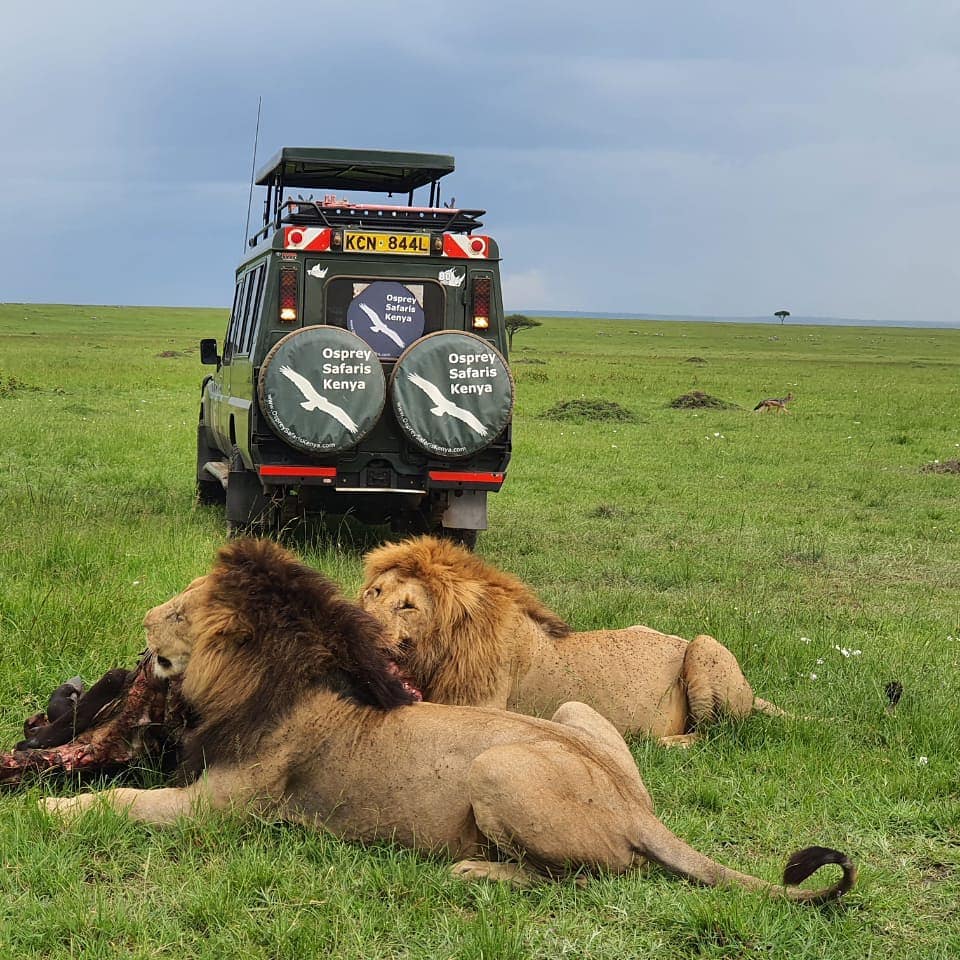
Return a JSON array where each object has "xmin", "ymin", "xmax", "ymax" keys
[{"xmin": 441, "ymin": 490, "xmax": 487, "ymax": 530}]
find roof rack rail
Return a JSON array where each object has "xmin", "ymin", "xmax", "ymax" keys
[{"xmin": 250, "ymin": 147, "xmax": 466, "ymax": 246}]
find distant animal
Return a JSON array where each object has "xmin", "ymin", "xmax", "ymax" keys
[
  {"xmin": 754, "ymin": 392, "xmax": 794, "ymax": 413},
  {"xmin": 406, "ymin": 372, "xmax": 488, "ymax": 437},
  {"xmin": 360, "ymin": 536, "xmax": 784, "ymax": 745},
  {"xmin": 41, "ymin": 539, "xmax": 854, "ymax": 902},
  {"xmin": 278, "ymin": 365, "xmax": 360, "ymax": 433}
]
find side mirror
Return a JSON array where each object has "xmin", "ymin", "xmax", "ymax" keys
[{"xmin": 200, "ymin": 338, "xmax": 220, "ymax": 366}]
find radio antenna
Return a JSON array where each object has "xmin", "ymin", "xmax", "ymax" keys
[{"xmin": 243, "ymin": 96, "xmax": 262, "ymax": 253}]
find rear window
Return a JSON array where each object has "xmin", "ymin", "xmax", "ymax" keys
[{"xmin": 325, "ymin": 278, "xmax": 444, "ymax": 358}]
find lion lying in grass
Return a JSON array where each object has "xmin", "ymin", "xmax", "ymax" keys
[
  {"xmin": 361, "ymin": 536, "xmax": 783, "ymax": 743},
  {"xmin": 41, "ymin": 539, "xmax": 853, "ymax": 901}
]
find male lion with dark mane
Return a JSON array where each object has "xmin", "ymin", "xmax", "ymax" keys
[
  {"xmin": 41, "ymin": 539, "xmax": 854, "ymax": 901},
  {"xmin": 361, "ymin": 536, "xmax": 783, "ymax": 743}
]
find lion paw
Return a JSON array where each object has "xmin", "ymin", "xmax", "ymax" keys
[
  {"xmin": 657, "ymin": 733, "xmax": 700, "ymax": 749},
  {"xmin": 39, "ymin": 793, "xmax": 97, "ymax": 820},
  {"xmin": 451, "ymin": 860, "xmax": 535, "ymax": 887}
]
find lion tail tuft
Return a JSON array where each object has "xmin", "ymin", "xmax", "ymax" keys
[{"xmin": 782, "ymin": 846, "xmax": 857, "ymax": 901}]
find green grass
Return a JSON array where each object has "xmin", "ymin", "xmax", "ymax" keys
[{"xmin": 2, "ymin": 303, "xmax": 960, "ymax": 958}]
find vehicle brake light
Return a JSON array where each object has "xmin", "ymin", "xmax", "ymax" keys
[
  {"xmin": 279, "ymin": 266, "xmax": 298, "ymax": 323},
  {"xmin": 471, "ymin": 277, "xmax": 491, "ymax": 330}
]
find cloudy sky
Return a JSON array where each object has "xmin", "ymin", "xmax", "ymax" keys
[{"xmin": 2, "ymin": 1, "xmax": 959, "ymax": 323}]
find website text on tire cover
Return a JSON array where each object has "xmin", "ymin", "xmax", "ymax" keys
[{"xmin": 197, "ymin": 148, "xmax": 514, "ymax": 545}]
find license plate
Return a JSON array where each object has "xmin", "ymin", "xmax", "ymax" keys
[{"xmin": 343, "ymin": 231, "xmax": 430, "ymax": 255}]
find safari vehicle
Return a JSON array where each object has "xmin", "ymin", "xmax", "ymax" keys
[{"xmin": 197, "ymin": 147, "xmax": 513, "ymax": 545}]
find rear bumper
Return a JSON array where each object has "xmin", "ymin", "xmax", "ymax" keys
[{"xmin": 255, "ymin": 463, "xmax": 505, "ymax": 492}]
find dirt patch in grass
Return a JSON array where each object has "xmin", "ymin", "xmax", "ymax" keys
[
  {"xmin": 542, "ymin": 399, "xmax": 636, "ymax": 422},
  {"xmin": 512, "ymin": 357, "xmax": 546, "ymax": 365},
  {"xmin": 668, "ymin": 390, "xmax": 739, "ymax": 410},
  {"xmin": 588, "ymin": 503, "xmax": 634, "ymax": 520},
  {"xmin": 156, "ymin": 350, "xmax": 188, "ymax": 359},
  {"xmin": 0, "ymin": 375, "xmax": 39, "ymax": 397},
  {"xmin": 921, "ymin": 459, "xmax": 960, "ymax": 474},
  {"xmin": 685, "ymin": 356, "xmax": 707, "ymax": 363}
]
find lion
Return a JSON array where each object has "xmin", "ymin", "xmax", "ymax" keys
[
  {"xmin": 360, "ymin": 536, "xmax": 784, "ymax": 743},
  {"xmin": 41, "ymin": 539, "xmax": 855, "ymax": 902}
]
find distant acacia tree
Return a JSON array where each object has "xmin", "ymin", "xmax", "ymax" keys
[
  {"xmin": 505, "ymin": 313, "xmax": 542, "ymax": 350},
  {"xmin": 775, "ymin": 310, "xmax": 791, "ymax": 325}
]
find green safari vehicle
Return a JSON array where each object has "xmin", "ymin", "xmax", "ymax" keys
[{"xmin": 197, "ymin": 147, "xmax": 514, "ymax": 546}]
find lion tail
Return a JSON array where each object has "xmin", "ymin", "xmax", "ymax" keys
[{"xmin": 634, "ymin": 816, "xmax": 856, "ymax": 904}]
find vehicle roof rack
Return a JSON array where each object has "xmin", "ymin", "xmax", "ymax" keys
[
  {"xmin": 251, "ymin": 147, "xmax": 467, "ymax": 247},
  {"xmin": 279, "ymin": 197, "xmax": 484, "ymax": 233},
  {"xmin": 255, "ymin": 147, "xmax": 455, "ymax": 193}
]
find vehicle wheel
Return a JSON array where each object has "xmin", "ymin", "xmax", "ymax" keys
[
  {"xmin": 196, "ymin": 423, "xmax": 226, "ymax": 505},
  {"xmin": 408, "ymin": 496, "xmax": 479, "ymax": 550},
  {"xmin": 439, "ymin": 527, "xmax": 478, "ymax": 550},
  {"xmin": 226, "ymin": 446, "xmax": 273, "ymax": 537}
]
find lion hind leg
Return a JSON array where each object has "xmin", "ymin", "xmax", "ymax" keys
[
  {"xmin": 467, "ymin": 740, "xmax": 641, "ymax": 878},
  {"xmin": 682, "ymin": 634, "xmax": 754, "ymax": 726}
]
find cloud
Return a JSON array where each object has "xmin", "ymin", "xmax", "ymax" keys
[
  {"xmin": 1, "ymin": 1, "xmax": 959, "ymax": 322},
  {"xmin": 502, "ymin": 269, "xmax": 554, "ymax": 312}
]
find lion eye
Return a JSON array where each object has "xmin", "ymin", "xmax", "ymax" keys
[
  {"xmin": 168, "ymin": 610, "xmax": 185, "ymax": 623},
  {"xmin": 364, "ymin": 586, "xmax": 381, "ymax": 600}
]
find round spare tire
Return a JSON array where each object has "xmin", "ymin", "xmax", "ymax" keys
[
  {"xmin": 390, "ymin": 332, "xmax": 514, "ymax": 458},
  {"xmin": 258, "ymin": 325, "xmax": 386, "ymax": 454}
]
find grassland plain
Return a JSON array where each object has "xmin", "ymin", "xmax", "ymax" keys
[{"xmin": 0, "ymin": 302, "xmax": 959, "ymax": 959}]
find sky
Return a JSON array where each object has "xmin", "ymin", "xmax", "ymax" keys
[{"xmin": 2, "ymin": 1, "xmax": 959, "ymax": 324}]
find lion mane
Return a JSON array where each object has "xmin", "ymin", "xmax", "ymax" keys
[
  {"xmin": 361, "ymin": 536, "xmax": 570, "ymax": 706},
  {"xmin": 181, "ymin": 538, "xmax": 415, "ymax": 773}
]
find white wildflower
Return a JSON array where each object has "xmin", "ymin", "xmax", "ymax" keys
[
  {"xmin": 816, "ymin": 658, "xmax": 824, "ymax": 665},
  {"xmin": 918, "ymin": 757, "xmax": 929, "ymax": 766},
  {"xmin": 809, "ymin": 673, "xmax": 818, "ymax": 680},
  {"xmin": 800, "ymin": 636, "xmax": 813, "ymax": 644},
  {"xmin": 132, "ymin": 580, "xmax": 141, "ymax": 586}
]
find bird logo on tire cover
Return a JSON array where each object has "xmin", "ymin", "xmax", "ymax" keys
[
  {"xmin": 406, "ymin": 372, "xmax": 488, "ymax": 437},
  {"xmin": 279, "ymin": 366, "xmax": 360, "ymax": 434},
  {"xmin": 359, "ymin": 303, "xmax": 405, "ymax": 350}
]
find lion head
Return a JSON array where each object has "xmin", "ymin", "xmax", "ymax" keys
[
  {"xmin": 145, "ymin": 538, "xmax": 416, "ymax": 774},
  {"xmin": 360, "ymin": 536, "xmax": 570, "ymax": 705},
  {"xmin": 144, "ymin": 576, "xmax": 209, "ymax": 680}
]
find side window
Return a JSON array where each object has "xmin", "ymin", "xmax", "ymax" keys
[
  {"xmin": 223, "ymin": 274, "xmax": 250, "ymax": 363},
  {"xmin": 238, "ymin": 263, "xmax": 267, "ymax": 355}
]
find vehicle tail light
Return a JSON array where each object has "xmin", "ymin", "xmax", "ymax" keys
[
  {"xmin": 471, "ymin": 277, "xmax": 491, "ymax": 330},
  {"xmin": 279, "ymin": 266, "xmax": 298, "ymax": 322}
]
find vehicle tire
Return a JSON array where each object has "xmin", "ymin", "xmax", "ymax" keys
[
  {"xmin": 440, "ymin": 527, "xmax": 478, "ymax": 550},
  {"xmin": 196, "ymin": 423, "xmax": 226, "ymax": 505},
  {"xmin": 226, "ymin": 445, "xmax": 273, "ymax": 537},
  {"xmin": 408, "ymin": 498, "xmax": 479, "ymax": 550}
]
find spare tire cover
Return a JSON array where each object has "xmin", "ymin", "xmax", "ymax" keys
[
  {"xmin": 390, "ymin": 332, "xmax": 514, "ymax": 458},
  {"xmin": 258, "ymin": 326, "xmax": 385, "ymax": 454}
]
